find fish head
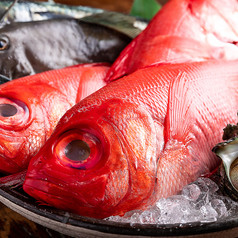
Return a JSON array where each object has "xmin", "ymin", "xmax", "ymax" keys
[
  {"xmin": 0, "ymin": 23, "xmax": 37, "ymax": 79},
  {"xmin": 0, "ymin": 18, "xmax": 132, "ymax": 80},
  {"xmin": 0, "ymin": 20, "xmax": 75, "ymax": 79},
  {"xmin": 23, "ymin": 98, "xmax": 158, "ymax": 218},
  {"xmin": 0, "ymin": 76, "xmax": 73, "ymax": 174}
]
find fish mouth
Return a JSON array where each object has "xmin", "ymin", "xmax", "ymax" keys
[
  {"xmin": 0, "ymin": 153, "xmax": 23, "ymax": 174},
  {"xmin": 23, "ymin": 177, "xmax": 88, "ymax": 207},
  {"xmin": 0, "ymin": 139, "xmax": 25, "ymax": 174}
]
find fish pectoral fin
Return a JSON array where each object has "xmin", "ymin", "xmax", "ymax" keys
[
  {"xmin": 76, "ymin": 64, "xmax": 108, "ymax": 102},
  {"xmin": 156, "ymin": 140, "xmax": 199, "ymax": 198},
  {"xmin": 104, "ymin": 40, "xmax": 137, "ymax": 82},
  {"xmin": 156, "ymin": 67, "xmax": 203, "ymax": 198},
  {"xmin": 164, "ymin": 69, "xmax": 196, "ymax": 145}
]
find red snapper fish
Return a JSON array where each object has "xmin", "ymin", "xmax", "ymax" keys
[
  {"xmin": 106, "ymin": 0, "xmax": 238, "ymax": 82},
  {"xmin": 0, "ymin": 63, "xmax": 109, "ymax": 174},
  {"xmin": 23, "ymin": 60, "xmax": 238, "ymax": 219}
]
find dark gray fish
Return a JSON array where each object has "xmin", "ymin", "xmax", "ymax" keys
[
  {"xmin": 0, "ymin": 18, "xmax": 133, "ymax": 79},
  {"xmin": 0, "ymin": 1, "xmax": 148, "ymax": 80},
  {"xmin": 0, "ymin": 1, "xmax": 148, "ymax": 38},
  {"xmin": 0, "ymin": 74, "xmax": 10, "ymax": 84},
  {"xmin": 0, "ymin": 0, "xmax": 103, "ymax": 23}
]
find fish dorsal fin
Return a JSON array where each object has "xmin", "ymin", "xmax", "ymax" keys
[
  {"xmin": 164, "ymin": 70, "xmax": 196, "ymax": 145},
  {"xmin": 80, "ymin": 11, "xmax": 148, "ymax": 39},
  {"xmin": 105, "ymin": 41, "xmax": 137, "ymax": 83},
  {"xmin": 0, "ymin": 74, "xmax": 11, "ymax": 84},
  {"xmin": 0, "ymin": 0, "xmax": 18, "ymax": 24}
]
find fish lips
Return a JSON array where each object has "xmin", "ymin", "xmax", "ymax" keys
[
  {"xmin": 23, "ymin": 153, "xmax": 127, "ymax": 218},
  {"xmin": 23, "ymin": 165, "xmax": 110, "ymax": 218}
]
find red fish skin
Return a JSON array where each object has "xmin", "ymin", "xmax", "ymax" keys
[
  {"xmin": 105, "ymin": 0, "xmax": 238, "ymax": 82},
  {"xmin": 23, "ymin": 60, "xmax": 238, "ymax": 218},
  {"xmin": 0, "ymin": 63, "xmax": 109, "ymax": 174}
]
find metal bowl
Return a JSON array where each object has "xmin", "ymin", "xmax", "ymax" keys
[
  {"xmin": 0, "ymin": 184, "xmax": 238, "ymax": 238},
  {"xmin": 0, "ymin": 2, "xmax": 237, "ymax": 237}
]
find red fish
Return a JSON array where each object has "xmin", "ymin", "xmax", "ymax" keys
[
  {"xmin": 23, "ymin": 60, "xmax": 238, "ymax": 219},
  {"xmin": 106, "ymin": 0, "xmax": 238, "ymax": 82},
  {"xmin": 0, "ymin": 63, "xmax": 109, "ymax": 174}
]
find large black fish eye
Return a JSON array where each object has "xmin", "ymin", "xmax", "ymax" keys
[
  {"xmin": 65, "ymin": 140, "xmax": 91, "ymax": 162},
  {"xmin": 0, "ymin": 36, "xmax": 9, "ymax": 51},
  {"xmin": 0, "ymin": 104, "xmax": 17, "ymax": 117}
]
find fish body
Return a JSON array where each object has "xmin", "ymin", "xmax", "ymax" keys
[
  {"xmin": 0, "ymin": 63, "xmax": 109, "ymax": 174},
  {"xmin": 23, "ymin": 60, "xmax": 238, "ymax": 218},
  {"xmin": 0, "ymin": 18, "xmax": 129, "ymax": 79},
  {"xmin": 106, "ymin": 0, "xmax": 238, "ymax": 82},
  {"xmin": 0, "ymin": 0, "xmax": 103, "ymax": 22},
  {"xmin": 0, "ymin": 1, "xmax": 148, "ymax": 37}
]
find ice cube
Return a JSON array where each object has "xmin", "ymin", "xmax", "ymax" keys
[
  {"xmin": 156, "ymin": 195, "xmax": 192, "ymax": 224},
  {"xmin": 105, "ymin": 215, "xmax": 123, "ymax": 222},
  {"xmin": 104, "ymin": 177, "xmax": 238, "ymax": 225},
  {"xmin": 210, "ymin": 199, "xmax": 228, "ymax": 218},
  {"xmin": 197, "ymin": 177, "xmax": 219, "ymax": 193},
  {"xmin": 130, "ymin": 212, "xmax": 141, "ymax": 225},
  {"xmin": 181, "ymin": 183, "xmax": 201, "ymax": 201},
  {"xmin": 139, "ymin": 210, "xmax": 154, "ymax": 224},
  {"xmin": 200, "ymin": 204, "xmax": 218, "ymax": 222}
]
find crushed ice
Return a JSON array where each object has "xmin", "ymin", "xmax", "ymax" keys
[{"xmin": 105, "ymin": 177, "xmax": 238, "ymax": 225}]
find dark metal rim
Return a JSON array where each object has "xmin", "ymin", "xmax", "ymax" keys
[{"xmin": 0, "ymin": 186, "xmax": 238, "ymax": 237}]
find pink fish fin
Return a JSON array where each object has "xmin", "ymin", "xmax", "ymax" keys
[
  {"xmin": 65, "ymin": 62, "xmax": 111, "ymax": 69},
  {"xmin": 164, "ymin": 70, "xmax": 196, "ymax": 145},
  {"xmin": 0, "ymin": 170, "xmax": 27, "ymax": 187},
  {"xmin": 155, "ymin": 70, "xmax": 199, "ymax": 198},
  {"xmin": 104, "ymin": 40, "xmax": 137, "ymax": 83},
  {"xmin": 76, "ymin": 65, "xmax": 108, "ymax": 103}
]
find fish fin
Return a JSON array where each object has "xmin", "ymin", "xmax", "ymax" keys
[
  {"xmin": 164, "ymin": 70, "xmax": 196, "ymax": 145},
  {"xmin": 155, "ymin": 71, "xmax": 199, "ymax": 198},
  {"xmin": 76, "ymin": 64, "xmax": 108, "ymax": 102},
  {"xmin": 0, "ymin": 0, "xmax": 18, "ymax": 24},
  {"xmin": 105, "ymin": 40, "xmax": 137, "ymax": 82},
  {"xmin": 80, "ymin": 11, "xmax": 147, "ymax": 39},
  {"xmin": 34, "ymin": 12, "xmax": 75, "ymax": 20},
  {"xmin": 66, "ymin": 62, "xmax": 111, "ymax": 69},
  {"xmin": 0, "ymin": 74, "xmax": 11, "ymax": 84},
  {"xmin": 0, "ymin": 170, "xmax": 26, "ymax": 187}
]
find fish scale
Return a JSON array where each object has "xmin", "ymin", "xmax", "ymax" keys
[
  {"xmin": 0, "ymin": 63, "xmax": 109, "ymax": 174},
  {"xmin": 105, "ymin": 0, "xmax": 238, "ymax": 82},
  {"xmin": 23, "ymin": 59, "xmax": 238, "ymax": 219}
]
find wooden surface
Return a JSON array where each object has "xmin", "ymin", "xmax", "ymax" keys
[{"xmin": 0, "ymin": 203, "xmax": 71, "ymax": 238}]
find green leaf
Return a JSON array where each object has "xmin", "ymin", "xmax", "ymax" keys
[{"xmin": 130, "ymin": 0, "xmax": 161, "ymax": 20}]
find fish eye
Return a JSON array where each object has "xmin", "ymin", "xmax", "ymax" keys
[
  {"xmin": 0, "ymin": 97, "xmax": 29, "ymax": 129},
  {"xmin": 55, "ymin": 130, "xmax": 102, "ymax": 170},
  {"xmin": 65, "ymin": 140, "xmax": 90, "ymax": 162},
  {"xmin": 230, "ymin": 158, "xmax": 238, "ymax": 191},
  {"xmin": 0, "ymin": 104, "xmax": 17, "ymax": 117},
  {"xmin": 0, "ymin": 36, "xmax": 9, "ymax": 51}
]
